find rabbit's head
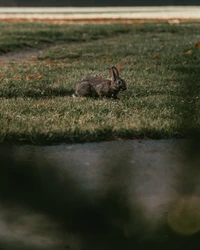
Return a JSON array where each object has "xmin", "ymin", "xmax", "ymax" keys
[{"xmin": 108, "ymin": 66, "xmax": 127, "ymax": 91}]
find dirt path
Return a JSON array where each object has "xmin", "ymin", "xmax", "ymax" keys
[
  {"xmin": 0, "ymin": 43, "xmax": 62, "ymax": 62},
  {"xmin": 0, "ymin": 48, "xmax": 40, "ymax": 62}
]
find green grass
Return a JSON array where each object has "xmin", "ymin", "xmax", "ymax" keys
[
  {"xmin": 0, "ymin": 22, "xmax": 200, "ymax": 144},
  {"xmin": 0, "ymin": 22, "xmax": 132, "ymax": 53}
]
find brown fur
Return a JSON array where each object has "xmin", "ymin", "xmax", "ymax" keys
[{"xmin": 74, "ymin": 66, "xmax": 127, "ymax": 98}]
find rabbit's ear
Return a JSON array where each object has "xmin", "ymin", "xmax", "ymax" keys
[
  {"xmin": 111, "ymin": 67, "xmax": 117, "ymax": 80},
  {"xmin": 107, "ymin": 67, "xmax": 113, "ymax": 77},
  {"xmin": 112, "ymin": 66, "xmax": 119, "ymax": 77}
]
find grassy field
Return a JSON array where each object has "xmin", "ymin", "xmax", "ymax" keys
[{"xmin": 0, "ymin": 22, "xmax": 200, "ymax": 144}]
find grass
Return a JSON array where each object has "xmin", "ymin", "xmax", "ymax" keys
[
  {"xmin": 0, "ymin": 22, "xmax": 200, "ymax": 144},
  {"xmin": 0, "ymin": 22, "xmax": 132, "ymax": 53}
]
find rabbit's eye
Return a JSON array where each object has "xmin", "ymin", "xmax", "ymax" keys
[{"xmin": 117, "ymin": 80, "xmax": 122, "ymax": 85}]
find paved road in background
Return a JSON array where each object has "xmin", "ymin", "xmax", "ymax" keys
[{"xmin": 0, "ymin": 6, "xmax": 199, "ymax": 21}]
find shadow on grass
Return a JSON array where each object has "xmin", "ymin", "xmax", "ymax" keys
[
  {"xmin": 1, "ymin": 87, "xmax": 135, "ymax": 100},
  {"xmin": 172, "ymin": 55, "xmax": 200, "ymax": 137},
  {"xmin": 28, "ymin": 88, "xmax": 75, "ymax": 99},
  {"xmin": 1, "ymin": 88, "xmax": 75, "ymax": 99}
]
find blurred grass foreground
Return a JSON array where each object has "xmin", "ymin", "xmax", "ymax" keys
[{"xmin": 0, "ymin": 22, "xmax": 200, "ymax": 144}]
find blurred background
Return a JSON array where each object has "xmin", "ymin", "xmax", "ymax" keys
[
  {"xmin": 1, "ymin": 140, "xmax": 200, "ymax": 250},
  {"xmin": 0, "ymin": 0, "xmax": 199, "ymax": 6}
]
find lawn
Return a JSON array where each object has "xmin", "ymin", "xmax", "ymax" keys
[{"xmin": 0, "ymin": 22, "xmax": 200, "ymax": 144}]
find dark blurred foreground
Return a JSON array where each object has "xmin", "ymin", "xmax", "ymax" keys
[
  {"xmin": 0, "ymin": 0, "xmax": 199, "ymax": 6},
  {"xmin": 0, "ymin": 139, "xmax": 200, "ymax": 250}
]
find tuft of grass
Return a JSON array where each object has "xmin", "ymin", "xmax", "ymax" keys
[{"xmin": 0, "ymin": 22, "xmax": 200, "ymax": 144}]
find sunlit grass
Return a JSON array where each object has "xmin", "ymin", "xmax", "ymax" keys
[{"xmin": 0, "ymin": 22, "xmax": 200, "ymax": 144}]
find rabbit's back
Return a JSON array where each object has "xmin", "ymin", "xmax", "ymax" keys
[
  {"xmin": 82, "ymin": 77, "xmax": 110, "ymax": 86},
  {"xmin": 75, "ymin": 77, "xmax": 111, "ymax": 97}
]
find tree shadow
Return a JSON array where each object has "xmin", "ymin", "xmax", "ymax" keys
[{"xmin": 172, "ymin": 55, "xmax": 200, "ymax": 136}]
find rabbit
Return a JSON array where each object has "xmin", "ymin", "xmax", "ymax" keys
[{"xmin": 73, "ymin": 66, "xmax": 127, "ymax": 98}]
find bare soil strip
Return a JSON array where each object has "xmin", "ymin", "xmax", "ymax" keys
[{"xmin": 0, "ymin": 17, "xmax": 200, "ymax": 23}]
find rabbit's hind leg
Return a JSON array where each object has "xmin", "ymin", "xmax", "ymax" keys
[{"xmin": 75, "ymin": 81, "xmax": 91, "ymax": 97}]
